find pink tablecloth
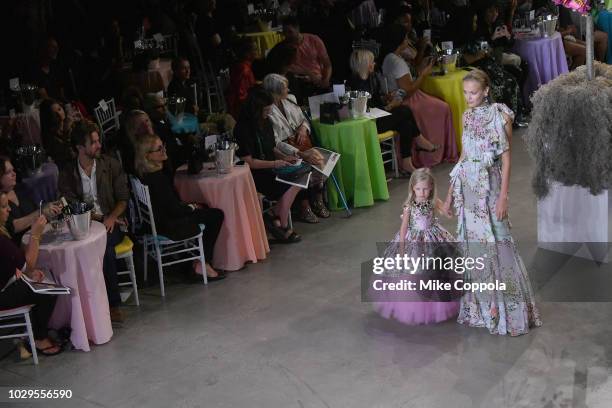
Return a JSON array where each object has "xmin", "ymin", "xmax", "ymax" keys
[
  {"xmin": 174, "ymin": 165, "xmax": 270, "ymax": 271},
  {"xmin": 21, "ymin": 162, "xmax": 59, "ymax": 204},
  {"xmin": 24, "ymin": 221, "xmax": 112, "ymax": 351}
]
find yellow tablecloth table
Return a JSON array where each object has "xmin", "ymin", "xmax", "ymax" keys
[
  {"xmin": 420, "ymin": 69, "xmax": 469, "ymax": 151},
  {"xmin": 240, "ymin": 31, "xmax": 284, "ymax": 58}
]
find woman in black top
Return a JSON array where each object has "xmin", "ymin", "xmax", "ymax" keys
[
  {"xmin": 234, "ymin": 86, "xmax": 302, "ymax": 243},
  {"xmin": 134, "ymin": 134, "xmax": 225, "ymax": 280},
  {"xmin": 347, "ymin": 48, "xmax": 438, "ymax": 173},
  {"xmin": 0, "ymin": 191, "xmax": 61, "ymax": 356},
  {"xmin": 0, "ymin": 156, "xmax": 62, "ymax": 245},
  {"xmin": 40, "ymin": 98, "xmax": 75, "ymax": 170}
]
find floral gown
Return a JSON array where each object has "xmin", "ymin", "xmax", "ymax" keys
[
  {"xmin": 450, "ymin": 103, "xmax": 542, "ymax": 336},
  {"xmin": 372, "ymin": 200, "xmax": 460, "ymax": 325}
]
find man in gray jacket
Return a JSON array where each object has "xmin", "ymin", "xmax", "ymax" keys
[{"xmin": 59, "ymin": 120, "xmax": 129, "ymax": 323}]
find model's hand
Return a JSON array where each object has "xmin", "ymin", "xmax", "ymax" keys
[
  {"xmin": 441, "ymin": 198, "xmax": 454, "ymax": 218},
  {"xmin": 295, "ymin": 125, "xmax": 309, "ymax": 145},
  {"xmin": 495, "ymin": 195, "xmax": 508, "ymax": 221}
]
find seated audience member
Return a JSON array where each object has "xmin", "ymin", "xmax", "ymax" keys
[
  {"xmin": 380, "ymin": 24, "xmax": 458, "ymax": 170},
  {"xmin": 262, "ymin": 74, "xmax": 330, "ymax": 223},
  {"xmin": 119, "ymin": 110, "xmax": 155, "ymax": 175},
  {"xmin": 0, "ymin": 196, "xmax": 62, "ymax": 357},
  {"xmin": 134, "ymin": 134, "xmax": 225, "ymax": 281},
  {"xmin": 123, "ymin": 50, "xmax": 165, "ymax": 96},
  {"xmin": 40, "ymin": 98, "xmax": 75, "ymax": 169},
  {"xmin": 0, "ymin": 156, "xmax": 62, "ymax": 245},
  {"xmin": 234, "ymin": 87, "xmax": 302, "ymax": 242},
  {"xmin": 475, "ymin": 3, "xmax": 529, "ymax": 107},
  {"xmin": 265, "ymin": 42, "xmax": 308, "ymax": 105},
  {"xmin": 347, "ymin": 49, "xmax": 438, "ymax": 174},
  {"xmin": 281, "ymin": 16, "xmax": 333, "ymax": 95},
  {"xmin": 457, "ymin": 8, "xmax": 527, "ymax": 124},
  {"xmin": 167, "ymin": 57, "xmax": 199, "ymax": 115},
  {"xmin": 58, "ymin": 121, "xmax": 128, "ymax": 322},
  {"xmin": 143, "ymin": 94, "xmax": 187, "ymax": 171},
  {"xmin": 226, "ymin": 38, "xmax": 258, "ymax": 119},
  {"xmin": 29, "ymin": 36, "xmax": 66, "ymax": 101},
  {"xmin": 384, "ymin": 5, "xmax": 428, "ymax": 68},
  {"xmin": 558, "ymin": 5, "xmax": 608, "ymax": 69}
]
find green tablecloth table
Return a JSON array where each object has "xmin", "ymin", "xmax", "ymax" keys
[{"xmin": 313, "ymin": 118, "xmax": 389, "ymax": 210}]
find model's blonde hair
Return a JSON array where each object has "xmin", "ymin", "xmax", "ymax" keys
[
  {"xmin": 134, "ymin": 133, "xmax": 164, "ymax": 177},
  {"xmin": 463, "ymin": 68, "xmax": 491, "ymax": 94},
  {"xmin": 403, "ymin": 168, "xmax": 437, "ymax": 207},
  {"xmin": 349, "ymin": 49, "xmax": 375, "ymax": 80}
]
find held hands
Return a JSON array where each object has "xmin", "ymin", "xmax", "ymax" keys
[
  {"xmin": 495, "ymin": 195, "xmax": 508, "ymax": 221},
  {"xmin": 441, "ymin": 197, "xmax": 454, "ymax": 218}
]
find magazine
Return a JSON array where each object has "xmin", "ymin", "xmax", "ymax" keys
[
  {"xmin": 275, "ymin": 170, "xmax": 312, "ymax": 189},
  {"xmin": 304, "ymin": 147, "xmax": 340, "ymax": 178},
  {"xmin": 22, "ymin": 274, "xmax": 71, "ymax": 295},
  {"xmin": 1, "ymin": 271, "xmax": 71, "ymax": 295}
]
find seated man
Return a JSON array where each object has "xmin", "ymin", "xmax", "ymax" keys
[
  {"xmin": 58, "ymin": 120, "xmax": 129, "ymax": 323},
  {"xmin": 143, "ymin": 94, "xmax": 188, "ymax": 171},
  {"xmin": 281, "ymin": 16, "xmax": 333, "ymax": 96},
  {"xmin": 167, "ymin": 56, "xmax": 198, "ymax": 115},
  {"xmin": 558, "ymin": 5, "xmax": 608, "ymax": 70}
]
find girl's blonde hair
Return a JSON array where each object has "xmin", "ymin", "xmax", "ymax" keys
[
  {"xmin": 134, "ymin": 133, "xmax": 164, "ymax": 177},
  {"xmin": 349, "ymin": 49, "xmax": 375, "ymax": 80},
  {"xmin": 404, "ymin": 168, "xmax": 437, "ymax": 207},
  {"xmin": 463, "ymin": 68, "xmax": 491, "ymax": 94}
]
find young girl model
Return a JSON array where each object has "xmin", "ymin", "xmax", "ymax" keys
[
  {"xmin": 443, "ymin": 69, "xmax": 542, "ymax": 336},
  {"xmin": 373, "ymin": 168, "xmax": 460, "ymax": 325}
]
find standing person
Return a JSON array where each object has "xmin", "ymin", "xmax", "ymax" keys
[
  {"xmin": 372, "ymin": 169, "xmax": 460, "ymax": 325},
  {"xmin": 58, "ymin": 120, "xmax": 129, "ymax": 323},
  {"xmin": 442, "ymin": 69, "xmax": 542, "ymax": 336}
]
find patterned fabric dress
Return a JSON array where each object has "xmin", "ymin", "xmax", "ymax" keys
[
  {"xmin": 372, "ymin": 200, "xmax": 460, "ymax": 325},
  {"xmin": 450, "ymin": 103, "xmax": 542, "ymax": 336}
]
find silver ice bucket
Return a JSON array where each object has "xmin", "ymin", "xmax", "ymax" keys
[
  {"xmin": 215, "ymin": 145, "xmax": 236, "ymax": 174},
  {"xmin": 540, "ymin": 17, "xmax": 558, "ymax": 37},
  {"xmin": 67, "ymin": 211, "xmax": 91, "ymax": 240},
  {"xmin": 347, "ymin": 91, "xmax": 370, "ymax": 119}
]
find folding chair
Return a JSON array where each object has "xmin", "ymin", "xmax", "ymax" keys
[
  {"xmin": 130, "ymin": 176, "xmax": 207, "ymax": 297},
  {"xmin": 378, "ymin": 130, "xmax": 399, "ymax": 181},
  {"xmin": 115, "ymin": 236, "xmax": 140, "ymax": 306},
  {"xmin": 0, "ymin": 305, "xmax": 38, "ymax": 365},
  {"xmin": 93, "ymin": 98, "xmax": 120, "ymax": 143}
]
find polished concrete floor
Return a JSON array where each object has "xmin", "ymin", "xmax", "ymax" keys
[{"xmin": 2, "ymin": 129, "xmax": 612, "ymax": 408}]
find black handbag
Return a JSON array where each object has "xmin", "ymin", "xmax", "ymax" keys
[{"xmin": 319, "ymin": 102, "xmax": 341, "ymax": 124}]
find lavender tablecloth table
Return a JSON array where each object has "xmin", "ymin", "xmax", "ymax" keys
[
  {"xmin": 513, "ymin": 32, "xmax": 569, "ymax": 105},
  {"xmin": 21, "ymin": 162, "xmax": 59, "ymax": 204}
]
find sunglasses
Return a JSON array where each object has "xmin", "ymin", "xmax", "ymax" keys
[{"xmin": 148, "ymin": 143, "xmax": 166, "ymax": 153}]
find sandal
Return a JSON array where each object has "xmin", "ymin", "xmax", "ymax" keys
[
  {"xmin": 26, "ymin": 342, "xmax": 63, "ymax": 357},
  {"xmin": 312, "ymin": 200, "xmax": 331, "ymax": 218},
  {"xmin": 297, "ymin": 207, "xmax": 319, "ymax": 224}
]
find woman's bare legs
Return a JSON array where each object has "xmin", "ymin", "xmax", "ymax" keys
[{"xmin": 274, "ymin": 186, "xmax": 301, "ymax": 229}]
